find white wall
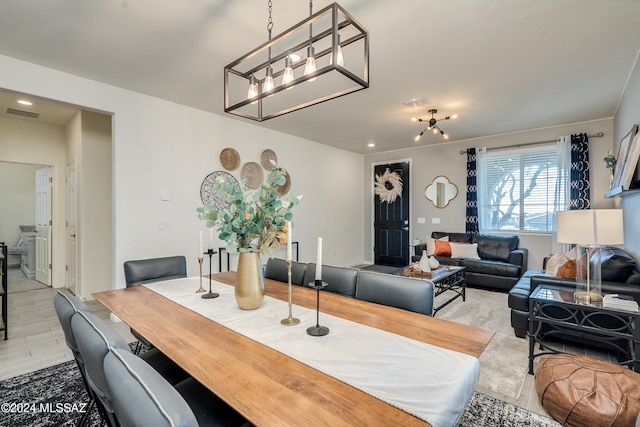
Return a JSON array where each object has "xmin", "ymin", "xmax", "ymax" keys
[
  {"xmin": 613, "ymin": 50, "xmax": 640, "ymax": 260},
  {"xmin": 79, "ymin": 111, "xmax": 113, "ymax": 296},
  {"xmin": 0, "ymin": 115, "xmax": 67, "ymax": 285},
  {"xmin": 0, "ymin": 54, "xmax": 365, "ymax": 295},
  {"xmin": 364, "ymin": 118, "xmax": 615, "ymax": 269},
  {"xmin": 0, "ymin": 161, "xmax": 40, "ymax": 251}
]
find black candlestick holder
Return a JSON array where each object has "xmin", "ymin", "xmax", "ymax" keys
[
  {"xmin": 202, "ymin": 249, "xmax": 219, "ymax": 299},
  {"xmin": 307, "ymin": 279, "xmax": 329, "ymax": 336}
]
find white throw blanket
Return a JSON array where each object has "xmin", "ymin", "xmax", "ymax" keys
[{"xmin": 144, "ymin": 277, "xmax": 480, "ymax": 427}]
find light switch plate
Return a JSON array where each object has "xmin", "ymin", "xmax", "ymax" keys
[
  {"xmin": 417, "ymin": 217, "xmax": 426, "ymax": 224},
  {"xmin": 432, "ymin": 218, "xmax": 441, "ymax": 224}
]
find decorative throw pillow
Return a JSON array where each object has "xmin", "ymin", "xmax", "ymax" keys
[
  {"xmin": 450, "ymin": 242, "xmax": 481, "ymax": 260},
  {"xmin": 433, "ymin": 240, "xmax": 452, "ymax": 257},
  {"xmin": 426, "ymin": 235, "xmax": 449, "ymax": 256},
  {"xmin": 545, "ymin": 252, "xmax": 570, "ymax": 276},
  {"xmin": 556, "ymin": 260, "xmax": 577, "ymax": 278}
]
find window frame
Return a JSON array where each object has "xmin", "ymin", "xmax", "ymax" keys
[{"xmin": 479, "ymin": 144, "xmax": 560, "ymax": 234}]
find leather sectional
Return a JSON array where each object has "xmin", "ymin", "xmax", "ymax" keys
[{"xmin": 508, "ymin": 246, "xmax": 640, "ymax": 338}]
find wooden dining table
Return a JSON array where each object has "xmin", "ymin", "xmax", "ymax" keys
[{"xmin": 93, "ymin": 272, "xmax": 493, "ymax": 427}]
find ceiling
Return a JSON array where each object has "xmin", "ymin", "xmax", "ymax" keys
[{"xmin": 1, "ymin": 0, "xmax": 639, "ymax": 154}]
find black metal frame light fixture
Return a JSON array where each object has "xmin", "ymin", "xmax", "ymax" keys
[
  {"xmin": 412, "ymin": 109, "xmax": 458, "ymax": 141},
  {"xmin": 224, "ymin": 1, "xmax": 369, "ymax": 122}
]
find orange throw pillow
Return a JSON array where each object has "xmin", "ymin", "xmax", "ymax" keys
[
  {"xmin": 557, "ymin": 260, "xmax": 577, "ymax": 279},
  {"xmin": 434, "ymin": 240, "xmax": 451, "ymax": 257}
]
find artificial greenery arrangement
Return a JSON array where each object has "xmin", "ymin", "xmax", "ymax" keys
[
  {"xmin": 197, "ymin": 163, "xmax": 301, "ymax": 256},
  {"xmin": 603, "ymin": 150, "xmax": 617, "ymax": 173}
]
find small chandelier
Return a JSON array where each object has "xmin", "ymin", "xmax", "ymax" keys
[
  {"xmin": 412, "ymin": 109, "xmax": 458, "ymax": 141},
  {"xmin": 224, "ymin": 1, "xmax": 369, "ymax": 121}
]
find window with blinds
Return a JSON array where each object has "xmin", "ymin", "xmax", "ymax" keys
[{"xmin": 481, "ymin": 145, "xmax": 561, "ymax": 232}]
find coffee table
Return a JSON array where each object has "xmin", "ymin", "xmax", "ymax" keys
[
  {"xmin": 394, "ymin": 265, "xmax": 466, "ymax": 315},
  {"xmin": 528, "ymin": 284, "xmax": 640, "ymax": 374}
]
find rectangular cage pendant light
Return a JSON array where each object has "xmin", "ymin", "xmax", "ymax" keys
[{"xmin": 224, "ymin": 2, "xmax": 369, "ymax": 122}]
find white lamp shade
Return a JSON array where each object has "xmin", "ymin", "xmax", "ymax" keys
[{"xmin": 557, "ymin": 209, "xmax": 624, "ymax": 245}]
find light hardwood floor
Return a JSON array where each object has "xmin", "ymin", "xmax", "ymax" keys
[{"xmin": 0, "ymin": 286, "xmax": 134, "ymax": 381}]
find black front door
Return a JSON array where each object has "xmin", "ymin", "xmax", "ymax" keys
[{"xmin": 374, "ymin": 162, "xmax": 410, "ymax": 266}]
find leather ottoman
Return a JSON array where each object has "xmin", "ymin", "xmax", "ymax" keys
[{"xmin": 535, "ymin": 354, "xmax": 640, "ymax": 426}]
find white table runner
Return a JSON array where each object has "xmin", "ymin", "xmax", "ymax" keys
[{"xmin": 144, "ymin": 277, "xmax": 480, "ymax": 427}]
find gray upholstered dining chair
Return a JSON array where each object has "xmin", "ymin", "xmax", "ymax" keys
[
  {"xmin": 104, "ymin": 348, "xmax": 250, "ymax": 427},
  {"xmin": 123, "ymin": 255, "xmax": 187, "ymax": 353},
  {"xmin": 53, "ymin": 291, "xmax": 97, "ymax": 427},
  {"xmin": 302, "ymin": 263, "xmax": 360, "ymax": 297},
  {"xmin": 71, "ymin": 310, "xmax": 190, "ymax": 427},
  {"xmin": 355, "ymin": 271, "xmax": 435, "ymax": 316},
  {"xmin": 263, "ymin": 257, "xmax": 307, "ymax": 285}
]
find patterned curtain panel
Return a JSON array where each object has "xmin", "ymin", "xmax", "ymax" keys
[
  {"xmin": 569, "ymin": 133, "xmax": 590, "ymax": 210},
  {"xmin": 465, "ymin": 148, "xmax": 479, "ymax": 234}
]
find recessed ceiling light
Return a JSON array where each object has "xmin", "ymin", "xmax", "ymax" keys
[
  {"xmin": 402, "ymin": 96, "xmax": 430, "ymax": 108},
  {"xmin": 17, "ymin": 100, "xmax": 33, "ymax": 106}
]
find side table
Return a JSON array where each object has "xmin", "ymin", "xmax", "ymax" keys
[{"xmin": 528, "ymin": 284, "xmax": 640, "ymax": 374}]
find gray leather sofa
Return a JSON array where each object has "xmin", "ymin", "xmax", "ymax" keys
[
  {"xmin": 264, "ymin": 258, "xmax": 435, "ymax": 316},
  {"xmin": 413, "ymin": 232, "xmax": 528, "ymax": 291}
]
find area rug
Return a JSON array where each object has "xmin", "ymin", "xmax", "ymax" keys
[
  {"xmin": 0, "ymin": 360, "xmax": 559, "ymax": 427},
  {"xmin": 436, "ymin": 287, "xmax": 530, "ymax": 401}
]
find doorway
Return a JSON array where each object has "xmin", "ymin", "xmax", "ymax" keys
[
  {"xmin": 0, "ymin": 161, "xmax": 52, "ymax": 291},
  {"xmin": 373, "ymin": 161, "xmax": 410, "ymax": 267}
]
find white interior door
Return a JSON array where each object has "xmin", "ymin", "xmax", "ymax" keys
[
  {"xmin": 66, "ymin": 161, "xmax": 77, "ymax": 295},
  {"xmin": 35, "ymin": 167, "xmax": 51, "ymax": 285}
]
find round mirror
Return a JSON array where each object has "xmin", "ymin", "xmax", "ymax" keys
[{"xmin": 424, "ymin": 176, "xmax": 458, "ymax": 208}]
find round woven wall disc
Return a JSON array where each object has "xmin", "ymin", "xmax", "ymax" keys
[
  {"xmin": 220, "ymin": 147, "xmax": 240, "ymax": 170},
  {"xmin": 241, "ymin": 162, "xmax": 263, "ymax": 189},
  {"xmin": 277, "ymin": 170, "xmax": 291, "ymax": 196},
  {"xmin": 260, "ymin": 149, "xmax": 278, "ymax": 170}
]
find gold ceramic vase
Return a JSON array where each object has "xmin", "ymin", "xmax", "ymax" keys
[{"xmin": 235, "ymin": 251, "xmax": 265, "ymax": 310}]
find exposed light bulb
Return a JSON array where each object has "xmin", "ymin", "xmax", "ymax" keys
[
  {"xmin": 336, "ymin": 44, "xmax": 344, "ymax": 67},
  {"xmin": 282, "ymin": 57, "xmax": 294, "ymax": 86},
  {"xmin": 330, "ymin": 38, "xmax": 344, "ymax": 67},
  {"xmin": 414, "ymin": 133, "xmax": 422, "ymax": 142},
  {"xmin": 450, "ymin": 114, "xmax": 458, "ymax": 119},
  {"xmin": 264, "ymin": 75, "xmax": 274, "ymax": 92},
  {"xmin": 247, "ymin": 75, "xmax": 258, "ymax": 104},
  {"xmin": 304, "ymin": 46, "xmax": 317, "ymax": 82},
  {"xmin": 432, "ymin": 127, "xmax": 438, "ymax": 134},
  {"xmin": 442, "ymin": 132, "xmax": 449, "ymax": 140},
  {"xmin": 263, "ymin": 67, "xmax": 274, "ymax": 94},
  {"xmin": 411, "ymin": 117, "xmax": 418, "ymax": 122}
]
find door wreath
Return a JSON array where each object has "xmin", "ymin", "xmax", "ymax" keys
[{"xmin": 375, "ymin": 168, "xmax": 403, "ymax": 203}]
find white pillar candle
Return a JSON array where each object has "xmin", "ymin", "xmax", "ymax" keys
[
  {"xmin": 315, "ymin": 237, "xmax": 323, "ymax": 280},
  {"xmin": 286, "ymin": 221, "xmax": 292, "ymax": 261},
  {"xmin": 208, "ymin": 228, "xmax": 214, "ymax": 249},
  {"xmin": 199, "ymin": 231, "xmax": 203, "ymax": 255}
]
